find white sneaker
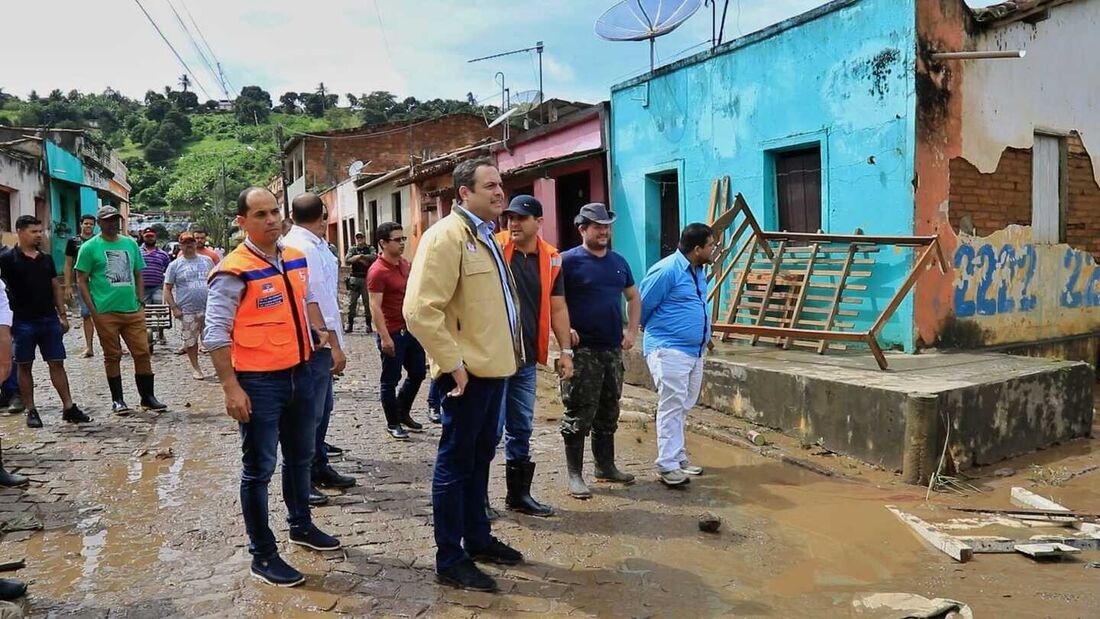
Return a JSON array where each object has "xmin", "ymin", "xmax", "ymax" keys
[
  {"xmin": 659, "ymin": 468, "xmax": 690, "ymax": 486},
  {"xmin": 679, "ymin": 461, "xmax": 704, "ymax": 476}
]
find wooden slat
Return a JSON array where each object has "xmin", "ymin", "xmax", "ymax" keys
[
  {"xmin": 818, "ymin": 244, "xmax": 858, "ymax": 354},
  {"xmin": 807, "ymin": 269, "xmax": 873, "ymax": 278},
  {"xmin": 870, "ymin": 242, "xmax": 938, "ymax": 335},
  {"xmin": 705, "ymin": 178, "xmax": 720, "ymax": 224},
  {"xmin": 887, "ymin": 506, "xmax": 973, "ymax": 563},
  {"xmin": 750, "ymin": 241, "xmax": 787, "ymax": 345}
]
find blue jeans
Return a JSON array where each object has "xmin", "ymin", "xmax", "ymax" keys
[
  {"xmin": 498, "ymin": 364, "xmax": 537, "ymax": 461},
  {"xmin": 377, "ymin": 330, "xmax": 427, "ymax": 423},
  {"xmin": 432, "ymin": 373, "xmax": 507, "ymax": 570},
  {"xmin": 427, "ymin": 379, "xmax": 444, "ymax": 409},
  {"xmin": 307, "ymin": 348, "xmax": 334, "ymax": 472},
  {"xmin": 237, "ymin": 363, "xmax": 316, "ymax": 559}
]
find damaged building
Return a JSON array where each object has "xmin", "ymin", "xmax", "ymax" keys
[{"xmin": 610, "ymin": 0, "xmax": 1100, "ymax": 365}]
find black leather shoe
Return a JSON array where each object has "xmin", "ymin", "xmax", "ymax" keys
[
  {"xmin": 468, "ymin": 537, "xmax": 523, "ymax": 566},
  {"xmin": 436, "ymin": 559, "xmax": 497, "ymax": 592},
  {"xmin": 289, "ymin": 524, "xmax": 341, "ymax": 551},
  {"xmin": 0, "ymin": 577, "xmax": 27, "ymax": 600},
  {"xmin": 63, "ymin": 404, "xmax": 91, "ymax": 424},
  {"xmin": 250, "ymin": 555, "xmax": 304, "ymax": 587},
  {"xmin": 308, "ymin": 486, "xmax": 329, "ymax": 506},
  {"xmin": 387, "ymin": 425, "xmax": 410, "ymax": 440},
  {"xmin": 313, "ymin": 465, "xmax": 356, "ymax": 489},
  {"xmin": 25, "ymin": 408, "xmax": 42, "ymax": 428},
  {"xmin": 400, "ymin": 416, "xmax": 424, "ymax": 432},
  {"xmin": 324, "ymin": 442, "xmax": 344, "ymax": 456}
]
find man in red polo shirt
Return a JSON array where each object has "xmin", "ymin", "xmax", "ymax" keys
[{"xmin": 367, "ymin": 222, "xmax": 426, "ymax": 440}]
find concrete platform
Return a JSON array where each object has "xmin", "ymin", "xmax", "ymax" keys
[{"xmin": 623, "ymin": 343, "xmax": 1095, "ymax": 476}]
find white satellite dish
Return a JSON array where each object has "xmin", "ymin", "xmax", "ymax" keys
[
  {"xmin": 488, "ymin": 106, "xmax": 521, "ymax": 129},
  {"xmin": 595, "ymin": 0, "xmax": 703, "ymax": 71},
  {"xmin": 347, "ymin": 160, "xmax": 365, "ymax": 177}
]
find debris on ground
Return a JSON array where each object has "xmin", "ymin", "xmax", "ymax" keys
[
  {"xmin": 698, "ymin": 512, "xmax": 721, "ymax": 533},
  {"xmin": 852, "ymin": 592, "xmax": 973, "ymax": 618},
  {"xmin": 993, "ymin": 467, "xmax": 1016, "ymax": 478},
  {"xmin": 155, "ymin": 447, "xmax": 175, "ymax": 460}
]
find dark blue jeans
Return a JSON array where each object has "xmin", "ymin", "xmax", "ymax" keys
[
  {"xmin": 499, "ymin": 364, "xmax": 537, "ymax": 461},
  {"xmin": 377, "ymin": 329, "xmax": 427, "ymax": 423},
  {"xmin": 432, "ymin": 373, "xmax": 507, "ymax": 571},
  {"xmin": 237, "ymin": 363, "xmax": 316, "ymax": 559},
  {"xmin": 427, "ymin": 379, "xmax": 444, "ymax": 409},
  {"xmin": 307, "ymin": 348, "xmax": 334, "ymax": 472}
]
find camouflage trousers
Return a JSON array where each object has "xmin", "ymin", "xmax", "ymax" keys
[{"xmin": 559, "ymin": 347, "xmax": 624, "ymax": 438}]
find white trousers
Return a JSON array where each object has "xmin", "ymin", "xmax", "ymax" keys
[{"xmin": 646, "ymin": 348, "xmax": 704, "ymax": 472}]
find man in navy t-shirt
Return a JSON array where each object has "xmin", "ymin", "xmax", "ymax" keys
[{"xmin": 559, "ymin": 203, "xmax": 641, "ymax": 499}]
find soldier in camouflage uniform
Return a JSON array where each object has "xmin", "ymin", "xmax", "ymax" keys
[{"xmin": 558, "ymin": 203, "xmax": 641, "ymax": 499}]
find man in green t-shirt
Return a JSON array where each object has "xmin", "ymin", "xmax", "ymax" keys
[{"xmin": 75, "ymin": 206, "xmax": 167, "ymax": 415}]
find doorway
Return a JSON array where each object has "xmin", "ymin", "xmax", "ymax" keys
[{"xmin": 556, "ymin": 171, "xmax": 590, "ymax": 250}]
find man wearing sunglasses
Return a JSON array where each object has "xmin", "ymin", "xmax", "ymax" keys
[{"xmin": 368, "ymin": 222, "xmax": 425, "ymax": 439}]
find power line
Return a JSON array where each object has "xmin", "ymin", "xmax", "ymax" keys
[
  {"xmin": 164, "ymin": 0, "xmax": 226, "ymax": 99},
  {"xmin": 132, "ymin": 0, "xmax": 213, "ymax": 99},
  {"xmin": 179, "ymin": 0, "xmax": 236, "ymax": 96},
  {"xmin": 372, "ymin": 0, "xmax": 394, "ymax": 66}
]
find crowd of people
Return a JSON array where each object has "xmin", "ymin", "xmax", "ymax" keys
[{"xmin": 0, "ymin": 158, "xmax": 717, "ymax": 597}]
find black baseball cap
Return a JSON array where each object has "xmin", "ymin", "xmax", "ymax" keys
[{"xmin": 505, "ymin": 195, "xmax": 543, "ymax": 218}]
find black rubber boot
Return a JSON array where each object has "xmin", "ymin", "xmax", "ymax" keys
[
  {"xmin": 563, "ymin": 434, "xmax": 591, "ymax": 499},
  {"xmin": 0, "ymin": 577, "xmax": 26, "ymax": 600},
  {"xmin": 592, "ymin": 432, "xmax": 634, "ymax": 484},
  {"xmin": 506, "ymin": 459, "xmax": 554, "ymax": 517},
  {"xmin": 0, "ymin": 441, "xmax": 28, "ymax": 488},
  {"xmin": 108, "ymin": 375, "xmax": 131, "ymax": 415},
  {"xmin": 136, "ymin": 374, "xmax": 167, "ymax": 411},
  {"xmin": 396, "ymin": 392, "xmax": 423, "ymax": 432}
]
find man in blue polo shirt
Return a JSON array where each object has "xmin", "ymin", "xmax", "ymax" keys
[
  {"xmin": 639, "ymin": 223, "xmax": 716, "ymax": 487},
  {"xmin": 559, "ymin": 203, "xmax": 641, "ymax": 499}
]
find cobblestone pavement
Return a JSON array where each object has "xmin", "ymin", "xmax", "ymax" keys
[{"xmin": 0, "ymin": 324, "xmax": 1097, "ymax": 617}]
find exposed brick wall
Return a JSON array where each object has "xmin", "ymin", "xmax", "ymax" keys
[
  {"xmin": 299, "ymin": 114, "xmax": 494, "ymax": 190},
  {"xmin": 947, "ymin": 147, "xmax": 1032, "ymax": 236},
  {"xmin": 1066, "ymin": 134, "xmax": 1100, "ymax": 258},
  {"xmin": 948, "ymin": 135, "xmax": 1100, "ymax": 258}
]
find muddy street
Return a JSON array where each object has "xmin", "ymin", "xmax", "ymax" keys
[{"xmin": 0, "ymin": 328, "xmax": 1095, "ymax": 617}]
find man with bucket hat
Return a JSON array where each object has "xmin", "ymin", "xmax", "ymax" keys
[{"xmin": 558, "ymin": 202, "xmax": 641, "ymax": 499}]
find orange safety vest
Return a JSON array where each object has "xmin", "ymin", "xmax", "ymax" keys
[
  {"xmin": 498, "ymin": 232, "xmax": 562, "ymax": 365},
  {"xmin": 210, "ymin": 243, "xmax": 313, "ymax": 372}
]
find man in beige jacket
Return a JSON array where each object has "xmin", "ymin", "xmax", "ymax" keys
[{"xmin": 403, "ymin": 158, "xmax": 525, "ymax": 593}]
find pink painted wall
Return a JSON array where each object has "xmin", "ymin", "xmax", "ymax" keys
[{"xmin": 496, "ymin": 116, "xmax": 603, "ymax": 172}]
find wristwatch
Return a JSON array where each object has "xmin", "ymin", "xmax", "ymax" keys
[{"xmin": 560, "ymin": 348, "xmax": 574, "ymax": 357}]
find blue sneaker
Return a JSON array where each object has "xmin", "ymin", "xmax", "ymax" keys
[
  {"xmin": 250, "ymin": 555, "xmax": 305, "ymax": 587},
  {"xmin": 289, "ymin": 524, "xmax": 341, "ymax": 551}
]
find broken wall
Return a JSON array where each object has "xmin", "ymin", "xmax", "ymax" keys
[{"xmin": 914, "ymin": 0, "xmax": 1100, "ymax": 350}]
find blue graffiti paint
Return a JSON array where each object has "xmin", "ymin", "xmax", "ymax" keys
[
  {"xmin": 954, "ymin": 243, "xmax": 1039, "ymax": 318},
  {"xmin": 996, "ymin": 244, "xmax": 1017, "ymax": 314},
  {"xmin": 1062, "ymin": 248, "xmax": 1083, "ymax": 309},
  {"xmin": 953, "ymin": 245, "xmax": 977, "ymax": 317}
]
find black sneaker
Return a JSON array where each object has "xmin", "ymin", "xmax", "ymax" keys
[
  {"xmin": 313, "ymin": 464, "xmax": 356, "ymax": 489},
  {"xmin": 428, "ymin": 406, "xmax": 442, "ymax": 424},
  {"xmin": 436, "ymin": 559, "xmax": 497, "ymax": 592},
  {"xmin": 63, "ymin": 405, "xmax": 91, "ymax": 424},
  {"xmin": 400, "ymin": 416, "xmax": 424, "ymax": 433},
  {"xmin": 288, "ymin": 524, "xmax": 341, "ymax": 551},
  {"xmin": 324, "ymin": 442, "xmax": 344, "ymax": 456},
  {"xmin": 308, "ymin": 486, "xmax": 329, "ymax": 507},
  {"xmin": 387, "ymin": 425, "xmax": 410, "ymax": 440},
  {"xmin": 468, "ymin": 537, "xmax": 523, "ymax": 566},
  {"xmin": 25, "ymin": 408, "xmax": 42, "ymax": 428},
  {"xmin": 250, "ymin": 555, "xmax": 305, "ymax": 587}
]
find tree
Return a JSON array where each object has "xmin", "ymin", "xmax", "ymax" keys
[
  {"xmin": 302, "ymin": 92, "xmax": 337, "ymax": 118},
  {"xmin": 171, "ymin": 90, "xmax": 199, "ymax": 111},
  {"xmin": 357, "ymin": 90, "xmax": 398, "ymax": 125},
  {"xmin": 144, "ymin": 138, "xmax": 175, "ymax": 163},
  {"xmin": 278, "ymin": 92, "xmax": 299, "ymax": 114},
  {"xmin": 162, "ymin": 110, "xmax": 192, "ymax": 138},
  {"xmin": 345, "ymin": 93, "xmax": 360, "ymax": 109},
  {"xmin": 234, "ymin": 86, "xmax": 271, "ymax": 124},
  {"xmin": 179, "ymin": 74, "xmax": 191, "ymax": 92},
  {"xmin": 146, "ymin": 98, "xmax": 171, "ymax": 122}
]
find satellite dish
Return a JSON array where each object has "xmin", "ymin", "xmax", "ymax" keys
[
  {"xmin": 488, "ymin": 106, "xmax": 520, "ymax": 129},
  {"xmin": 347, "ymin": 160, "xmax": 365, "ymax": 177},
  {"xmin": 595, "ymin": 0, "xmax": 703, "ymax": 71}
]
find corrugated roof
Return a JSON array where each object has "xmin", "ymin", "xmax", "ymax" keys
[{"xmin": 969, "ymin": 0, "xmax": 1077, "ymax": 26}]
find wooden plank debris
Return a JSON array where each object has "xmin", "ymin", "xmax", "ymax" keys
[
  {"xmin": 886, "ymin": 506, "xmax": 973, "ymax": 563},
  {"xmin": 1014, "ymin": 543, "xmax": 1081, "ymax": 559},
  {"xmin": 947, "ymin": 506, "xmax": 1100, "ymax": 520}
]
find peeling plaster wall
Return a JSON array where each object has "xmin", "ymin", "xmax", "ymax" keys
[
  {"xmin": 961, "ymin": 0, "xmax": 1100, "ymax": 186},
  {"xmin": 610, "ymin": 0, "xmax": 919, "ymax": 350},
  {"xmin": 942, "ymin": 224, "xmax": 1100, "ymax": 347},
  {"xmin": 0, "ymin": 152, "xmax": 46, "ymax": 226}
]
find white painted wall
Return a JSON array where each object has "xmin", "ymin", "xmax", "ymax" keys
[
  {"xmin": 0, "ymin": 155, "xmax": 45, "ymax": 226},
  {"xmin": 962, "ymin": 0, "xmax": 1100, "ymax": 183}
]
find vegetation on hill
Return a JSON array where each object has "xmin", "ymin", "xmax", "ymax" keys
[{"xmin": 0, "ymin": 83, "xmax": 498, "ymax": 244}]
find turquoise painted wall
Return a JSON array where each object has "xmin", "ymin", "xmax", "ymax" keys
[
  {"xmin": 44, "ymin": 142, "xmax": 100, "ymax": 270},
  {"xmin": 609, "ymin": 0, "xmax": 918, "ymax": 350}
]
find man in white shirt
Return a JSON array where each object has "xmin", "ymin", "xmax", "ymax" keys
[{"xmin": 283, "ymin": 193, "xmax": 355, "ymax": 505}]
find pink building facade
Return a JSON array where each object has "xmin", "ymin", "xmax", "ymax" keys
[{"xmin": 493, "ymin": 103, "xmax": 609, "ymax": 250}]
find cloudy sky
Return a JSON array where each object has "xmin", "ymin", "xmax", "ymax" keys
[{"xmin": 3, "ymin": 0, "xmax": 996, "ymax": 105}]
